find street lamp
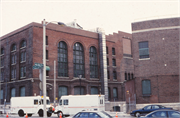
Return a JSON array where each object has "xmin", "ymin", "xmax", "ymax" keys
[
  {"xmin": 79, "ymin": 75, "xmax": 82, "ymax": 95},
  {"xmin": 43, "ymin": 19, "xmax": 65, "ymax": 118}
]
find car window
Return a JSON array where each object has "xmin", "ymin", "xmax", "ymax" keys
[
  {"xmin": 150, "ymin": 111, "xmax": 167, "ymax": 117},
  {"xmin": 152, "ymin": 105, "xmax": 160, "ymax": 109},
  {"xmin": 64, "ymin": 99, "xmax": 68, "ymax": 105},
  {"xmin": 168, "ymin": 111, "xmax": 180, "ymax": 117},
  {"xmin": 79, "ymin": 112, "xmax": 89, "ymax": 118},
  {"xmin": 74, "ymin": 113, "xmax": 81, "ymax": 118},
  {"xmin": 59, "ymin": 100, "xmax": 62, "ymax": 105},
  {"xmin": 144, "ymin": 105, "xmax": 152, "ymax": 110},
  {"xmin": 89, "ymin": 113, "xmax": 100, "ymax": 118}
]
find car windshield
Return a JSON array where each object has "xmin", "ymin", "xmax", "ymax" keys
[
  {"xmin": 41, "ymin": 99, "xmax": 50, "ymax": 105},
  {"xmin": 98, "ymin": 111, "xmax": 112, "ymax": 118}
]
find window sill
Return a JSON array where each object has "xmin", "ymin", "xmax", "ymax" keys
[
  {"xmin": 112, "ymin": 66, "xmax": 116, "ymax": 68},
  {"xmin": 11, "ymin": 50, "xmax": 16, "ymax": 53},
  {"xmin": 46, "ymin": 60, "xmax": 49, "ymax": 61},
  {"xmin": 20, "ymin": 61, "xmax": 26, "ymax": 63},
  {"xmin": 142, "ymin": 94, "xmax": 151, "ymax": 97},
  {"xmin": 20, "ymin": 77, "xmax": 26, "ymax": 79},
  {"xmin": 90, "ymin": 78, "xmax": 99, "ymax": 80},
  {"xmin": 11, "ymin": 78, "xmax": 16, "ymax": 81},
  {"xmin": 58, "ymin": 77, "xmax": 69, "ymax": 79},
  {"xmin": 113, "ymin": 79, "xmax": 117, "ymax": 81},
  {"xmin": 20, "ymin": 47, "xmax": 26, "ymax": 50},
  {"xmin": 11, "ymin": 63, "xmax": 16, "ymax": 66},
  {"xmin": 0, "ymin": 54, "xmax": 4, "ymax": 56},
  {"xmin": 139, "ymin": 58, "xmax": 150, "ymax": 61},
  {"xmin": 0, "ymin": 66, "xmax": 4, "ymax": 68}
]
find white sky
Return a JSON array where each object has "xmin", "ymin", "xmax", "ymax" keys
[{"xmin": 0, "ymin": 0, "xmax": 179, "ymax": 36}]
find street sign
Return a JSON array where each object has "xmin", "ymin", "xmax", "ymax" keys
[
  {"xmin": 35, "ymin": 63, "xmax": 44, "ymax": 67},
  {"xmin": 33, "ymin": 63, "xmax": 44, "ymax": 69}
]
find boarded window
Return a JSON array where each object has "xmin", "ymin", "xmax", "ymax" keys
[
  {"xmin": 58, "ymin": 86, "xmax": 68, "ymax": 98},
  {"xmin": 142, "ymin": 80, "xmax": 151, "ymax": 95},
  {"xmin": 91, "ymin": 87, "xmax": 98, "ymax": 95}
]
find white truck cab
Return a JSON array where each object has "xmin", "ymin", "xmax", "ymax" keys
[
  {"xmin": 11, "ymin": 96, "xmax": 53, "ymax": 117},
  {"xmin": 54, "ymin": 95, "xmax": 105, "ymax": 117}
]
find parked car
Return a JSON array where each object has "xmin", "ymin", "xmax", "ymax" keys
[
  {"xmin": 140, "ymin": 109, "xmax": 180, "ymax": 118},
  {"xmin": 130, "ymin": 105, "xmax": 173, "ymax": 117},
  {"xmin": 73, "ymin": 111, "xmax": 112, "ymax": 118}
]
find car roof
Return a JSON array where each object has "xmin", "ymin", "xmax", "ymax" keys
[{"xmin": 79, "ymin": 111, "xmax": 101, "ymax": 113}]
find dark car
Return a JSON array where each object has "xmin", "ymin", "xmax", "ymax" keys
[
  {"xmin": 130, "ymin": 105, "xmax": 172, "ymax": 117},
  {"xmin": 73, "ymin": 111, "xmax": 112, "ymax": 118},
  {"xmin": 140, "ymin": 109, "xmax": 180, "ymax": 118}
]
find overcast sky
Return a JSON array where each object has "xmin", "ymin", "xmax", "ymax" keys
[{"xmin": 0, "ymin": 0, "xmax": 179, "ymax": 36}]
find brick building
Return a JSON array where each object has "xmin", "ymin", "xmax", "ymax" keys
[
  {"xmin": 125, "ymin": 17, "xmax": 180, "ymax": 105},
  {"xmin": 0, "ymin": 21, "xmax": 133, "ymax": 107}
]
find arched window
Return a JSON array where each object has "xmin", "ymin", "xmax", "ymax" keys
[
  {"xmin": 20, "ymin": 86, "xmax": 25, "ymax": 96},
  {"xmin": 73, "ymin": 43, "xmax": 84, "ymax": 77},
  {"xmin": 11, "ymin": 88, "xmax": 16, "ymax": 98},
  {"xmin": 58, "ymin": 41, "xmax": 68, "ymax": 77},
  {"xmin": 74, "ymin": 86, "xmax": 85, "ymax": 95},
  {"xmin": 91, "ymin": 87, "xmax": 98, "ymax": 95},
  {"xmin": 11, "ymin": 44, "xmax": 16, "ymax": 51},
  {"xmin": 58, "ymin": 86, "xmax": 68, "ymax": 98},
  {"xmin": 1, "ymin": 48, "xmax": 4, "ymax": 55},
  {"xmin": 20, "ymin": 40, "xmax": 26, "ymax": 48},
  {"xmin": 89, "ymin": 46, "xmax": 98, "ymax": 78}
]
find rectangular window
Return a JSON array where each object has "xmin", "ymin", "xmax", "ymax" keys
[
  {"xmin": 113, "ymin": 71, "xmax": 117, "ymax": 80},
  {"xmin": 46, "ymin": 50, "xmax": 48, "ymax": 59},
  {"xmin": 142, "ymin": 80, "xmax": 151, "ymax": 95},
  {"xmin": 46, "ymin": 71, "xmax": 49, "ymax": 76},
  {"xmin": 139, "ymin": 41, "xmax": 149, "ymax": 59},
  {"xmin": 0, "ymin": 89, "xmax": 3, "ymax": 99},
  {"xmin": 107, "ymin": 70, "xmax": 110, "ymax": 79},
  {"xmin": 112, "ymin": 48, "xmax": 115, "ymax": 55},
  {"xmin": 107, "ymin": 58, "xmax": 109, "ymax": 65},
  {"xmin": 63, "ymin": 99, "xmax": 68, "ymax": 105},
  {"xmin": 46, "ymin": 36, "xmax": 48, "ymax": 45},
  {"xmin": 20, "ymin": 67, "xmax": 26, "ymax": 78},
  {"xmin": 112, "ymin": 59, "xmax": 116, "ymax": 66},
  {"xmin": 106, "ymin": 47, "xmax": 108, "ymax": 54},
  {"xmin": 113, "ymin": 88, "xmax": 118, "ymax": 98},
  {"xmin": 34, "ymin": 99, "xmax": 38, "ymax": 105}
]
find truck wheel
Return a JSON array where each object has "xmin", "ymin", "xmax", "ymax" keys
[
  {"xmin": 18, "ymin": 110, "xmax": 24, "ymax": 117},
  {"xmin": 38, "ymin": 109, "xmax": 44, "ymax": 117},
  {"xmin": 57, "ymin": 111, "xmax": 63, "ymax": 118},
  {"xmin": 47, "ymin": 112, "xmax": 52, "ymax": 117},
  {"xmin": 28, "ymin": 114, "xmax": 32, "ymax": 117}
]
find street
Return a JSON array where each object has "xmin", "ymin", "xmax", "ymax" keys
[{"xmin": 0, "ymin": 112, "xmax": 134, "ymax": 118}]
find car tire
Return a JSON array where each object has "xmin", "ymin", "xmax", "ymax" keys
[
  {"xmin": 47, "ymin": 112, "xmax": 52, "ymax": 117},
  {"xmin": 38, "ymin": 109, "xmax": 44, "ymax": 117},
  {"xmin": 57, "ymin": 111, "xmax": 63, "ymax": 118},
  {"xmin": 18, "ymin": 109, "xmax": 24, "ymax": 117},
  {"xmin": 28, "ymin": 114, "xmax": 32, "ymax": 117},
  {"xmin": 135, "ymin": 112, "xmax": 140, "ymax": 117}
]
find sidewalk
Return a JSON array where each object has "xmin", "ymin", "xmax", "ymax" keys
[{"xmin": 105, "ymin": 111, "xmax": 131, "ymax": 117}]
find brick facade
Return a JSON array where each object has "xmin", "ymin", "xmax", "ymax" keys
[
  {"xmin": 127, "ymin": 17, "xmax": 180, "ymax": 104},
  {"xmin": 0, "ymin": 22, "xmax": 132, "ymax": 103}
]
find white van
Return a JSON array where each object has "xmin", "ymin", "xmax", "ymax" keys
[
  {"xmin": 11, "ymin": 96, "xmax": 53, "ymax": 117},
  {"xmin": 54, "ymin": 95, "xmax": 105, "ymax": 117}
]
